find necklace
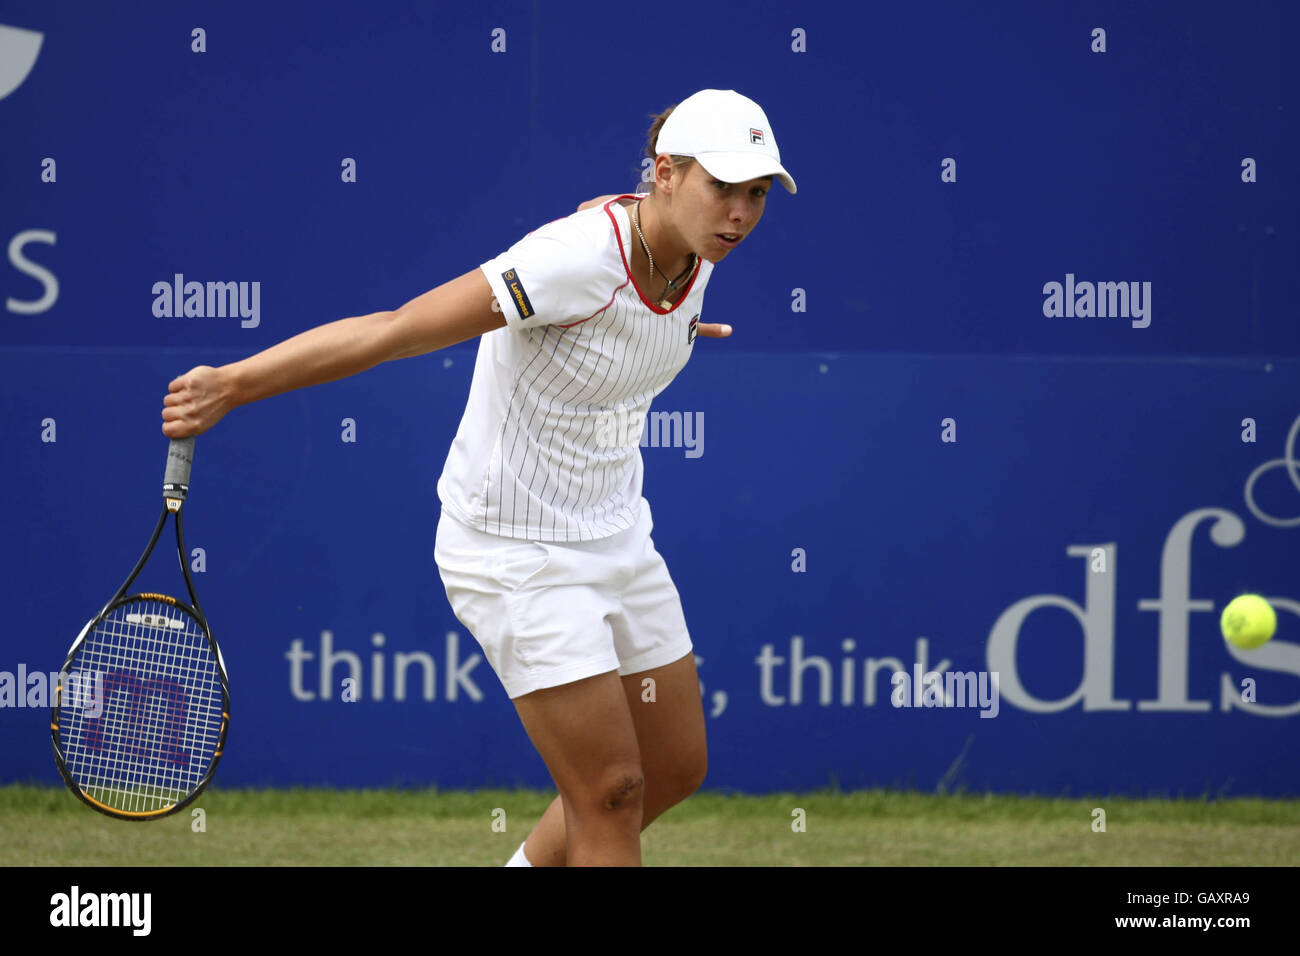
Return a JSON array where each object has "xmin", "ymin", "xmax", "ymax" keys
[{"xmin": 633, "ymin": 200, "xmax": 697, "ymax": 309}]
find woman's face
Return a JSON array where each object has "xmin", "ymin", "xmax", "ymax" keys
[{"xmin": 670, "ymin": 161, "xmax": 772, "ymax": 263}]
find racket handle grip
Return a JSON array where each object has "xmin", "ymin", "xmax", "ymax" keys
[{"xmin": 164, "ymin": 437, "xmax": 195, "ymax": 503}]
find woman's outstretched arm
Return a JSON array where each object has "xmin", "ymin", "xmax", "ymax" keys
[{"xmin": 161, "ymin": 267, "xmax": 506, "ymax": 438}]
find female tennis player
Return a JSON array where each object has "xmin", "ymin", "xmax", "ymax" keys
[{"xmin": 161, "ymin": 88, "xmax": 795, "ymax": 866}]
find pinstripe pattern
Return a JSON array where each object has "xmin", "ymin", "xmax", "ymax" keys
[{"xmin": 438, "ymin": 199, "xmax": 713, "ymax": 541}]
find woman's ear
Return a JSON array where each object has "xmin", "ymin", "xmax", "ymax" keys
[{"xmin": 653, "ymin": 154, "xmax": 677, "ymax": 193}]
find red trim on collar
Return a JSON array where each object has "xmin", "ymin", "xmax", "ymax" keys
[{"xmin": 603, "ymin": 195, "xmax": 700, "ymax": 315}]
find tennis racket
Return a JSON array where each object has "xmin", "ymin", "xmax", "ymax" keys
[{"xmin": 51, "ymin": 437, "xmax": 230, "ymax": 820}]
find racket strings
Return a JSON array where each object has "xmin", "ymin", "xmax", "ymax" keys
[{"xmin": 58, "ymin": 597, "xmax": 225, "ymax": 815}]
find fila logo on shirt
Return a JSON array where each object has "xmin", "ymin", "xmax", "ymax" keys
[
  {"xmin": 687, "ymin": 314, "xmax": 699, "ymax": 344},
  {"xmin": 749, "ymin": 128, "xmax": 765, "ymax": 145}
]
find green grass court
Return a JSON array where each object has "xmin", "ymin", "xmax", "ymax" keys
[{"xmin": 3, "ymin": 785, "xmax": 1297, "ymax": 866}]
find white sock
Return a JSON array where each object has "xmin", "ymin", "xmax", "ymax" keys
[{"xmin": 505, "ymin": 841, "xmax": 533, "ymax": 867}]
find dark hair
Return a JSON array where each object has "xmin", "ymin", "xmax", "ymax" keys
[{"xmin": 642, "ymin": 105, "xmax": 695, "ymax": 193}]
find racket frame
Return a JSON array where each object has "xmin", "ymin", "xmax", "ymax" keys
[{"xmin": 51, "ymin": 441, "xmax": 230, "ymax": 821}]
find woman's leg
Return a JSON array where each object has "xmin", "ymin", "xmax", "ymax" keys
[
  {"xmin": 511, "ymin": 668, "xmax": 645, "ymax": 866},
  {"xmin": 622, "ymin": 651, "xmax": 709, "ymax": 828},
  {"xmin": 520, "ymin": 652, "xmax": 707, "ymax": 865}
]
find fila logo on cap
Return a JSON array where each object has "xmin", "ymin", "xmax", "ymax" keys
[{"xmin": 749, "ymin": 128, "xmax": 765, "ymax": 145}]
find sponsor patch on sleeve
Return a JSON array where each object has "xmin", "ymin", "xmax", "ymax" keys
[{"xmin": 500, "ymin": 268, "xmax": 535, "ymax": 321}]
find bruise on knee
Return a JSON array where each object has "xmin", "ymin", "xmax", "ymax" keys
[{"xmin": 603, "ymin": 773, "xmax": 643, "ymax": 810}]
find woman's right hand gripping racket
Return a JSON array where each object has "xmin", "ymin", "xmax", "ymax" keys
[{"xmin": 51, "ymin": 437, "xmax": 230, "ymax": 820}]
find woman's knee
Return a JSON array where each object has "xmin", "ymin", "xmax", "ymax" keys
[{"xmin": 566, "ymin": 766, "xmax": 646, "ymax": 815}]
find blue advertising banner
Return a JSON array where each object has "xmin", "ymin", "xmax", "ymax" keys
[{"xmin": 1, "ymin": 1, "xmax": 1296, "ymax": 796}]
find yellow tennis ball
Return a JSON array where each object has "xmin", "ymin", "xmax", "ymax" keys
[{"xmin": 1220, "ymin": 594, "xmax": 1276, "ymax": 650}]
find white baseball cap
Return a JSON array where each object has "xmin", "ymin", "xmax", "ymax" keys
[{"xmin": 654, "ymin": 89, "xmax": 797, "ymax": 194}]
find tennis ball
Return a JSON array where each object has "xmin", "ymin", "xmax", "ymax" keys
[{"xmin": 1220, "ymin": 594, "xmax": 1276, "ymax": 650}]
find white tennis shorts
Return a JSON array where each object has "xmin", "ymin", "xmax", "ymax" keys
[{"xmin": 434, "ymin": 497, "xmax": 693, "ymax": 699}]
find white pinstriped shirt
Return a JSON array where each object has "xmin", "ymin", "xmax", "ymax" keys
[{"xmin": 436, "ymin": 195, "xmax": 714, "ymax": 541}]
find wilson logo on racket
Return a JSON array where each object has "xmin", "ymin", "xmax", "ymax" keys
[{"xmin": 83, "ymin": 671, "xmax": 192, "ymax": 769}]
